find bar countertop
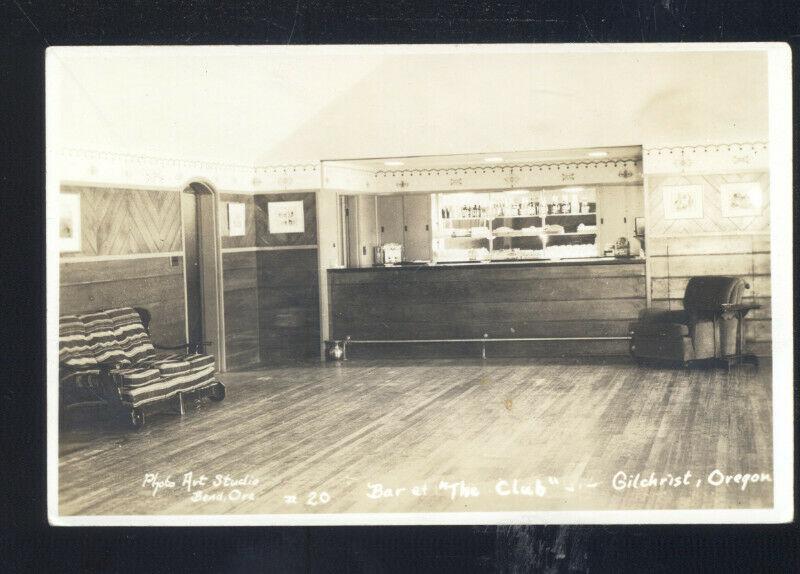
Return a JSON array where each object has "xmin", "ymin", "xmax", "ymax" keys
[{"xmin": 328, "ymin": 256, "xmax": 645, "ymax": 273}]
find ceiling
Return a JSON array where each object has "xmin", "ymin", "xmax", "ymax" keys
[{"xmin": 49, "ymin": 46, "xmax": 769, "ymax": 167}]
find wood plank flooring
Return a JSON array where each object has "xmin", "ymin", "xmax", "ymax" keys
[{"xmin": 57, "ymin": 358, "xmax": 773, "ymax": 516}]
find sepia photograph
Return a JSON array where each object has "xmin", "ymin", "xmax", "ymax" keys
[{"xmin": 45, "ymin": 43, "xmax": 793, "ymax": 526}]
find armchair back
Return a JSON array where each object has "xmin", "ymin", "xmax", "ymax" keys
[{"xmin": 683, "ymin": 276, "xmax": 747, "ymax": 316}]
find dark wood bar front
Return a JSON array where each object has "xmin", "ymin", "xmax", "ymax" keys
[{"xmin": 329, "ymin": 258, "xmax": 646, "ymax": 358}]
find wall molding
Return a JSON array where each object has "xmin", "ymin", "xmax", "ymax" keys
[
  {"xmin": 53, "ymin": 142, "xmax": 770, "ymax": 192},
  {"xmin": 60, "ymin": 251, "xmax": 183, "ymax": 263},
  {"xmin": 647, "ymin": 230, "xmax": 771, "ymax": 239},
  {"xmin": 51, "ymin": 147, "xmax": 322, "ymax": 193},
  {"xmin": 643, "ymin": 142, "xmax": 769, "ymax": 175},
  {"xmin": 323, "ymin": 155, "xmax": 645, "ymax": 194},
  {"xmin": 221, "ymin": 245, "xmax": 318, "ymax": 253},
  {"xmin": 373, "ymin": 159, "xmax": 640, "ymax": 177}
]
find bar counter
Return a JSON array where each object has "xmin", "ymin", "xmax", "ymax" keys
[{"xmin": 328, "ymin": 257, "xmax": 646, "ymax": 358}]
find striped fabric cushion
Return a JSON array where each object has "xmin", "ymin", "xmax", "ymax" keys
[
  {"xmin": 148, "ymin": 352, "xmax": 215, "ymax": 376},
  {"xmin": 80, "ymin": 311, "xmax": 130, "ymax": 367},
  {"xmin": 151, "ymin": 357, "xmax": 192, "ymax": 378},
  {"xmin": 184, "ymin": 353, "xmax": 216, "ymax": 372},
  {"xmin": 59, "ymin": 315, "xmax": 98, "ymax": 372},
  {"xmin": 118, "ymin": 362, "xmax": 216, "ymax": 407},
  {"xmin": 112, "ymin": 367, "xmax": 162, "ymax": 388},
  {"xmin": 106, "ymin": 307, "xmax": 156, "ymax": 363}
]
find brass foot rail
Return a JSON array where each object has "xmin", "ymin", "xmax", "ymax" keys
[{"xmin": 338, "ymin": 334, "xmax": 632, "ymax": 360}]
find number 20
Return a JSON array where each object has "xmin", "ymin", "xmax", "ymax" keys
[{"xmin": 306, "ymin": 491, "xmax": 330, "ymax": 506}]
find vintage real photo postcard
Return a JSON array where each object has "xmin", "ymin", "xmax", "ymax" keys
[{"xmin": 46, "ymin": 43, "xmax": 793, "ymax": 526}]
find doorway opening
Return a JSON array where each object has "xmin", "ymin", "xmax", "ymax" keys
[{"xmin": 181, "ymin": 181, "xmax": 226, "ymax": 371}]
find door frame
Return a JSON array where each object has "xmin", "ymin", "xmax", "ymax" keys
[{"xmin": 179, "ymin": 178, "xmax": 227, "ymax": 372}]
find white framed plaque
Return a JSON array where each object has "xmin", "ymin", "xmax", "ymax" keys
[
  {"xmin": 663, "ymin": 184, "xmax": 703, "ymax": 220},
  {"xmin": 720, "ymin": 182, "xmax": 763, "ymax": 217},
  {"xmin": 268, "ymin": 200, "xmax": 305, "ymax": 233},
  {"xmin": 227, "ymin": 202, "xmax": 246, "ymax": 236},
  {"xmin": 59, "ymin": 193, "xmax": 81, "ymax": 252}
]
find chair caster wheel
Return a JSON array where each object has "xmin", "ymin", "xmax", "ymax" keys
[
  {"xmin": 131, "ymin": 408, "xmax": 145, "ymax": 430},
  {"xmin": 209, "ymin": 383, "xmax": 226, "ymax": 402}
]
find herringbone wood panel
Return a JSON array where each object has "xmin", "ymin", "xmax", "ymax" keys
[
  {"xmin": 62, "ymin": 186, "xmax": 182, "ymax": 256},
  {"xmin": 648, "ymin": 172, "xmax": 770, "ymax": 237}
]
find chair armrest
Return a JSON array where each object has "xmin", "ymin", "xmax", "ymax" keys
[
  {"xmin": 154, "ymin": 341, "xmax": 214, "ymax": 354},
  {"xmin": 718, "ymin": 302, "xmax": 762, "ymax": 319}
]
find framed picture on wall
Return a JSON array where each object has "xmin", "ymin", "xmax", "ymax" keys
[
  {"xmin": 268, "ymin": 200, "xmax": 305, "ymax": 233},
  {"xmin": 59, "ymin": 193, "xmax": 81, "ymax": 252},
  {"xmin": 662, "ymin": 184, "xmax": 703, "ymax": 220},
  {"xmin": 720, "ymin": 182, "xmax": 763, "ymax": 217},
  {"xmin": 227, "ymin": 202, "xmax": 246, "ymax": 236}
]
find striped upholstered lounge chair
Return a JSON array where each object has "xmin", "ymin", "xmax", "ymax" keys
[{"xmin": 58, "ymin": 307, "xmax": 225, "ymax": 429}]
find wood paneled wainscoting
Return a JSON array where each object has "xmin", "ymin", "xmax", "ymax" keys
[
  {"xmin": 221, "ymin": 251, "xmax": 260, "ymax": 369},
  {"xmin": 329, "ymin": 259, "xmax": 646, "ymax": 358},
  {"xmin": 644, "ymin": 171, "xmax": 772, "ymax": 357},
  {"xmin": 59, "ymin": 185, "xmax": 187, "ymax": 346},
  {"xmin": 648, "ymin": 234, "xmax": 772, "ymax": 357},
  {"xmin": 253, "ymin": 192, "xmax": 321, "ymax": 363},
  {"xmin": 60, "ymin": 256, "xmax": 187, "ymax": 346},
  {"xmin": 219, "ymin": 193, "xmax": 261, "ymax": 370},
  {"xmin": 257, "ymin": 248, "xmax": 321, "ymax": 363}
]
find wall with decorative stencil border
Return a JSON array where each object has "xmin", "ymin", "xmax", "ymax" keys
[
  {"xmin": 645, "ymin": 171, "xmax": 772, "ymax": 356},
  {"xmin": 59, "ymin": 185, "xmax": 187, "ymax": 346}
]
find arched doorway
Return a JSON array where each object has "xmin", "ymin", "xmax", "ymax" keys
[{"xmin": 181, "ymin": 181, "xmax": 226, "ymax": 371}]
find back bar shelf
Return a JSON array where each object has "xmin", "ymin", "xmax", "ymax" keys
[{"xmin": 434, "ymin": 188, "xmax": 598, "ymax": 262}]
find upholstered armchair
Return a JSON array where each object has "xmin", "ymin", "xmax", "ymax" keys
[{"xmin": 629, "ymin": 276, "xmax": 749, "ymax": 366}]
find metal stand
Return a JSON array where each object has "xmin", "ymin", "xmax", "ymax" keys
[{"xmin": 719, "ymin": 303, "xmax": 761, "ymax": 369}]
